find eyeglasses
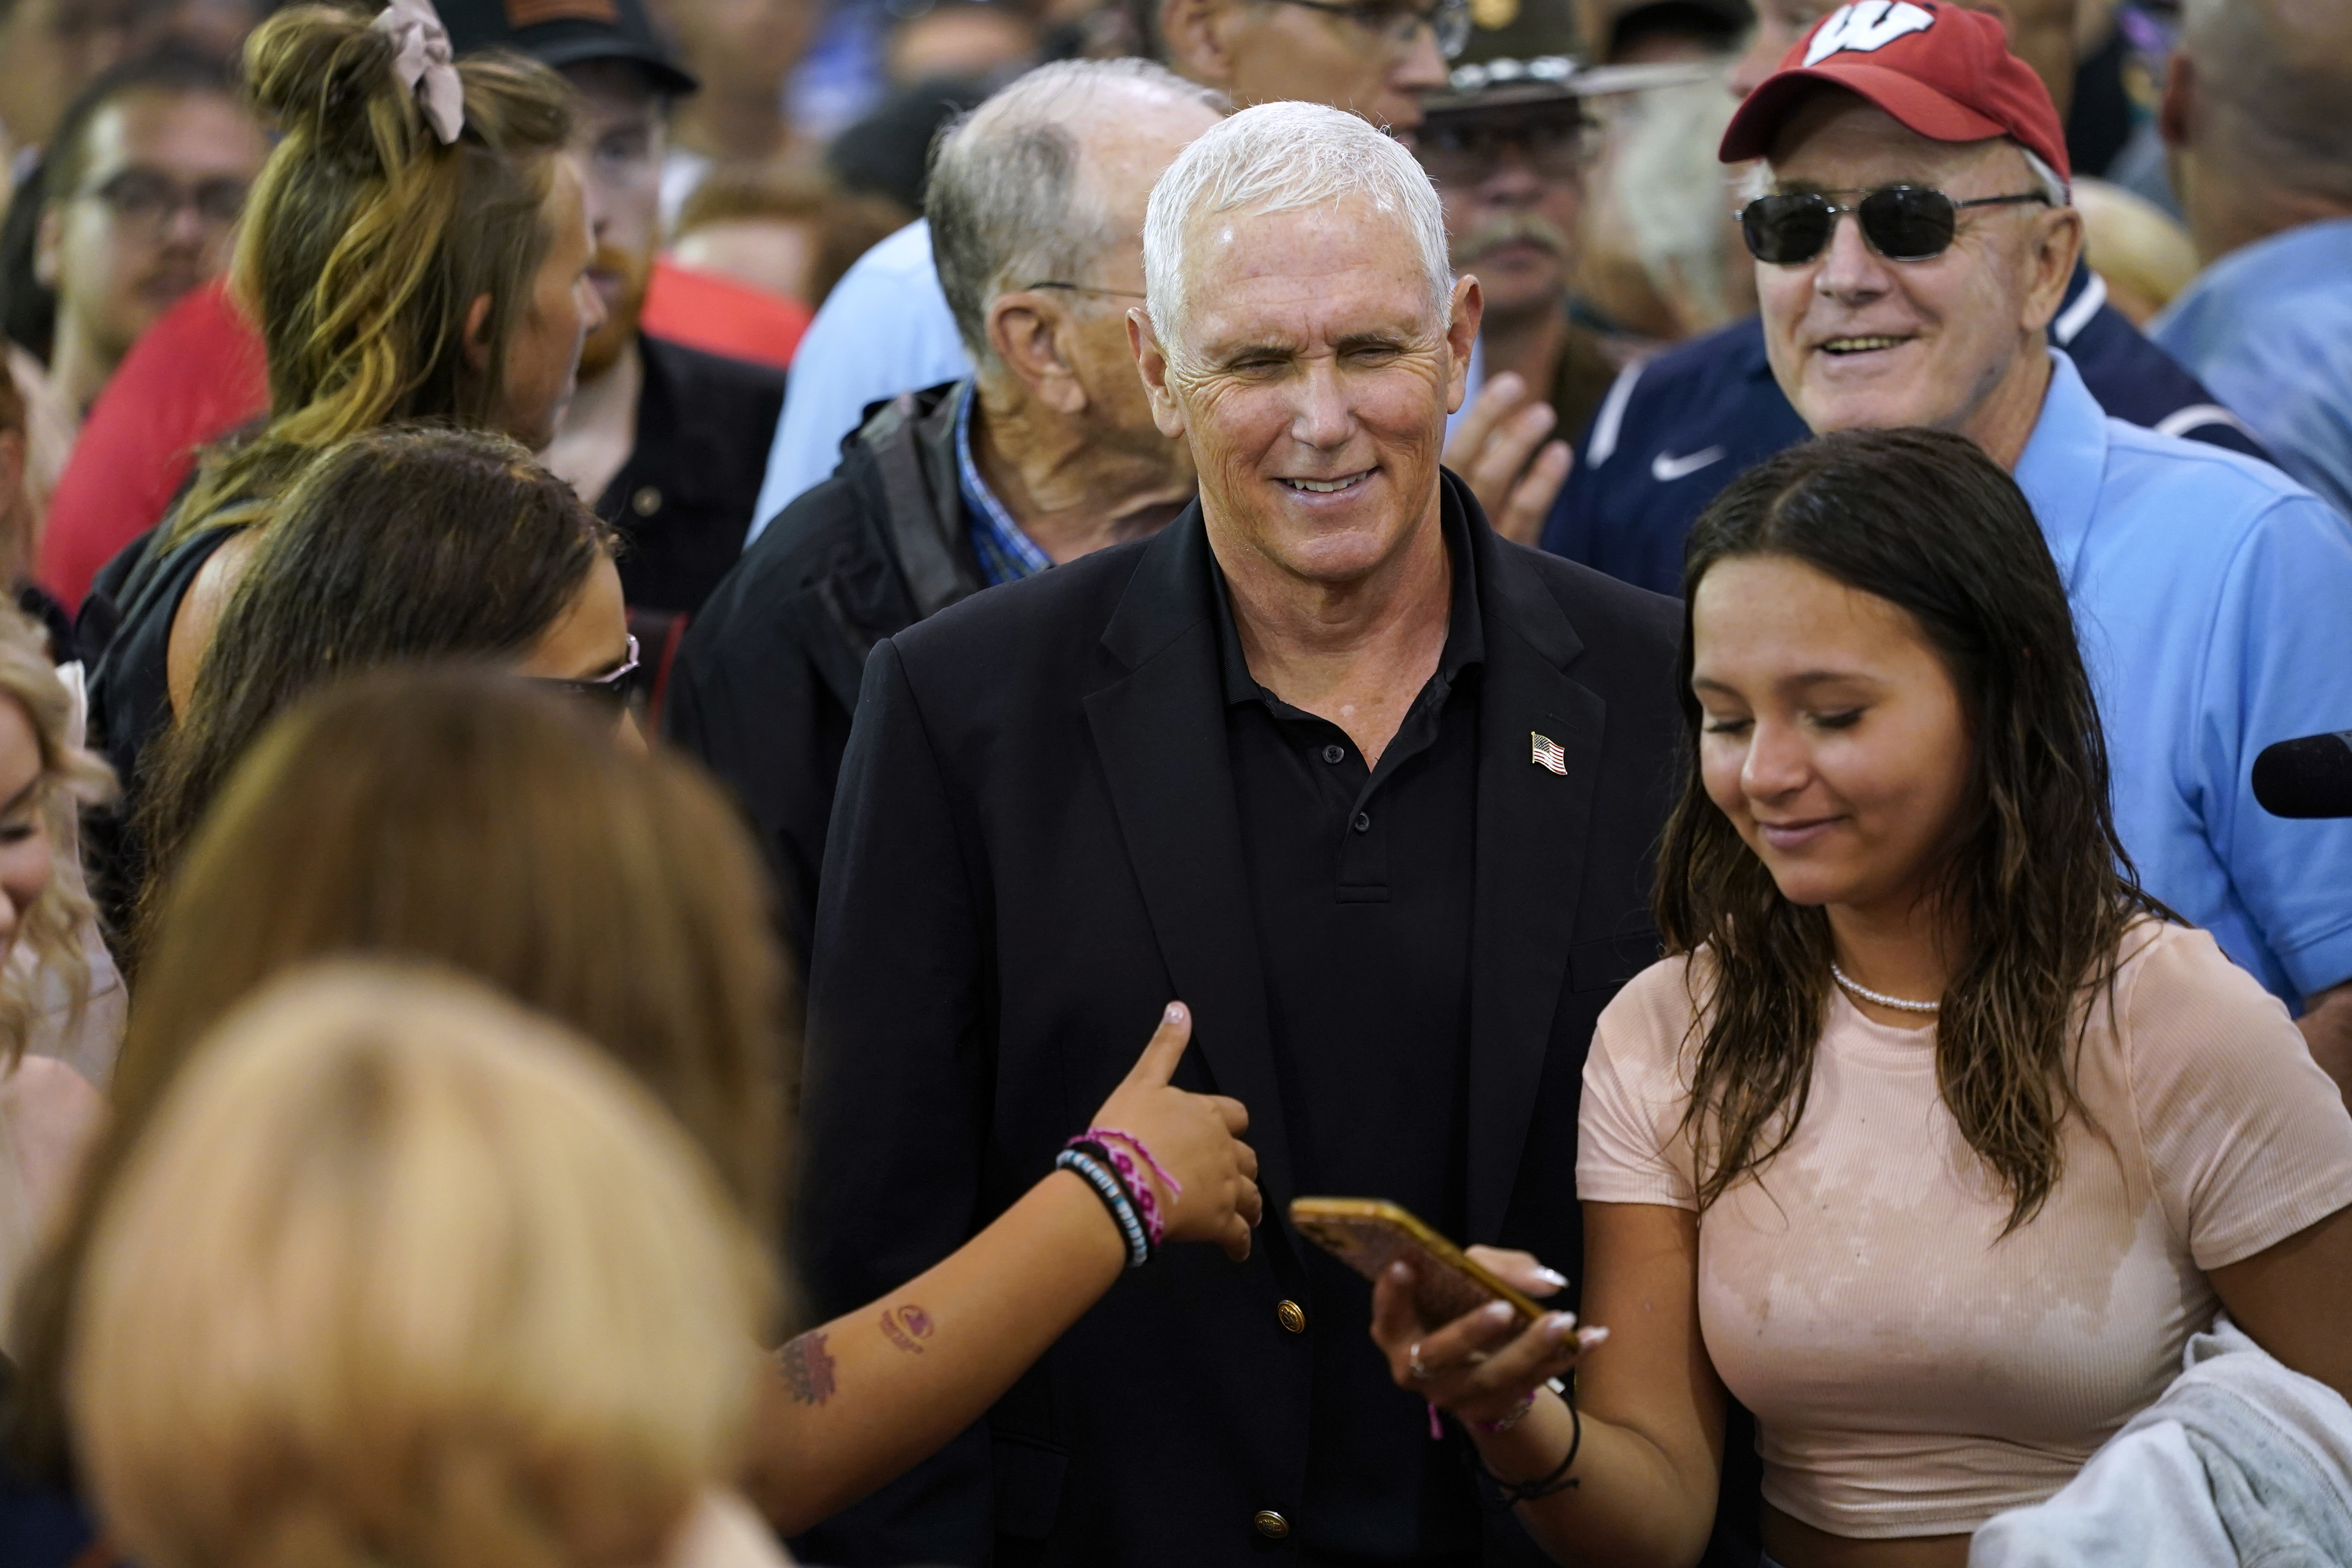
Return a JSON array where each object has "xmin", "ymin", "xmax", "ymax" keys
[
  {"xmin": 533, "ymin": 634, "xmax": 642, "ymax": 711},
  {"xmin": 1414, "ymin": 112, "xmax": 1601, "ymax": 186},
  {"xmin": 1024, "ymin": 281, "xmax": 1148, "ymax": 300},
  {"xmin": 1737, "ymin": 185, "xmax": 2052, "ymax": 266},
  {"xmin": 78, "ymin": 168, "xmax": 250, "ymax": 234},
  {"xmin": 1266, "ymin": 0, "xmax": 1472, "ymax": 59}
]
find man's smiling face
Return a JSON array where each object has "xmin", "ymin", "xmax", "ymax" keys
[
  {"xmin": 1144, "ymin": 193, "xmax": 1475, "ymax": 591},
  {"xmin": 1757, "ymin": 91, "xmax": 2070, "ymax": 443}
]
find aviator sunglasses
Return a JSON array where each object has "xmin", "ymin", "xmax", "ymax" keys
[{"xmin": 1738, "ymin": 185, "xmax": 2052, "ymax": 266}]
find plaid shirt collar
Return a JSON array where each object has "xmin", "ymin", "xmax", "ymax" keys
[{"xmin": 955, "ymin": 383, "xmax": 1053, "ymax": 587}]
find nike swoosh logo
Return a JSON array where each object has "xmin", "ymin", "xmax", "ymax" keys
[{"xmin": 1651, "ymin": 445, "xmax": 1727, "ymax": 483}]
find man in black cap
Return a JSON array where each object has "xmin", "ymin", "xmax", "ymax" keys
[{"xmin": 443, "ymin": 0, "xmax": 785, "ymax": 641}]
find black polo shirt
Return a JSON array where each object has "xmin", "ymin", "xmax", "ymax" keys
[{"xmin": 1213, "ymin": 498, "xmax": 1485, "ymax": 1563}]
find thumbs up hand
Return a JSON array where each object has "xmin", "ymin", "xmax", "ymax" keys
[{"xmin": 1083, "ymin": 1003, "xmax": 1263, "ymax": 1261}]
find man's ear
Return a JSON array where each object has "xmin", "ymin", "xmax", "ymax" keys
[
  {"xmin": 1158, "ymin": 0, "xmax": 1239, "ymax": 93},
  {"xmin": 462, "ymin": 293, "xmax": 495, "ymax": 374},
  {"xmin": 1129, "ymin": 308, "xmax": 1189, "ymax": 440},
  {"xmin": 1445, "ymin": 275, "xmax": 1482, "ymax": 417},
  {"xmin": 987, "ymin": 292, "xmax": 1087, "ymax": 416},
  {"xmin": 2022, "ymin": 203, "xmax": 2083, "ymax": 335},
  {"xmin": 32, "ymin": 205, "xmax": 61, "ymax": 292},
  {"xmin": 2158, "ymin": 49, "xmax": 2195, "ymax": 150}
]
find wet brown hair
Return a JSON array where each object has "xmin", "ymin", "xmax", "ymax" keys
[
  {"xmin": 11, "ymin": 667, "xmax": 792, "ymax": 1482},
  {"xmin": 164, "ymin": 0, "xmax": 574, "ymax": 547},
  {"xmin": 1658, "ymin": 426, "xmax": 2164, "ymax": 1232}
]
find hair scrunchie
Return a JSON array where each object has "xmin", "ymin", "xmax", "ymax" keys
[{"xmin": 373, "ymin": 0, "xmax": 465, "ymax": 145}]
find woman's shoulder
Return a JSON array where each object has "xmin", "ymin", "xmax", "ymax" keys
[
  {"xmin": 1592, "ymin": 951, "xmax": 1710, "ymax": 1072},
  {"xmin": 2108, "ymin": 919, "xmax": 2290, "ymax": 1037}
]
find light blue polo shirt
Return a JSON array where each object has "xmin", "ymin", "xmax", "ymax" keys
[{"xmin": 2016, "ymin": 350, "xmax": 2352, "ymax": 1009}]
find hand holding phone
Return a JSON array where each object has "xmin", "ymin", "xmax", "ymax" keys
[{"xmin": 1290, "ymin": 1197, "xmax": 1551, "ymax": 1331}]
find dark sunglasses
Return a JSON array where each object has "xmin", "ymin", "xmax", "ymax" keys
[
  {"xmin": 1738, "ymin": 185, "xmax": 2052, "ymax": 266},
  {"xmin": 533, "ymin": 633, "xmax": 642, "ymax": 711}
]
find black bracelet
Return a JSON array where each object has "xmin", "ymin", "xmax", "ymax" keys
[
  {"xmin": 1065, "ymin": 1139, "xmax": 1157, "ymax": 1260},
  {"xmin": 1477, "ymin": 1377, "xmax": 1581, "ymax": 1508},
  {"xmin": 1055, "ymin": 1148, "xmax": 1151, "ymax": 1267}
]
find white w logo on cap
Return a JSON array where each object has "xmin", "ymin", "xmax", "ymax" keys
[{"xmin": 1803, "ymin": 1, "xmax": 1935, "ymax": 65}]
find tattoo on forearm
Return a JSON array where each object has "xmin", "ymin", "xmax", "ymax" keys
[
  {"xmin": 778, "ymin": 1330, "xmax": 838, "ymax": 1405},
  {"xmin": 879, "ymin": 1304, "xmax": 936, "ymax": 1355}
]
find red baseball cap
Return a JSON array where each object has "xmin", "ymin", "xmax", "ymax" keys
[{"xmin": 1718, "ymin": 1, "xmax": 2070, "ymax": 181}]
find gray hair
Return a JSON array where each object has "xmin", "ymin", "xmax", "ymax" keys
[
  {"xmin": 1142, "ymin": 101, "xmax": 1453, "ymax": 368},
  {"xmin": 926, "ymin": 59, "xmax": 1228, "ymax": 371}
]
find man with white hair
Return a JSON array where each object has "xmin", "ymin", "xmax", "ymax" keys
[
  {"xmin": 1707, "ymin": 5, "xmax": 2352, "ymax": 1071},
  {"xmin": 667, "ymin": 60, "xmax": 1221, "ymax": 961},
  {"xmin": 1541, "ymin": 0, "xmax": 2265, "ymax": 597},
  {"xmin": 797, "ymin": 99, "xmax": 1683, "ymax": 1566}
]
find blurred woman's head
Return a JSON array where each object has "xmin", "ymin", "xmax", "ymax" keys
[
  {"xmin": 172, "ymin": 0, "xmax": 599, "ymax": 540},
  {"xmin": 130, "ymin": 667, "xmax": 781, "ymax": 1208},
  {"xmin": 9, "ymin": 668, "xmax": 785, "ymax": 1480},
  {"xmin": 139, "ymin": 424, "xmax": 621, "ymax": 915},
  {"xmin": 72, "ymin": 962, "xmax": 771, "ymax": 1568},
  {"xmin": 0, "ymin": 607, "xmax": 113, "ymax": 1065},
  {"xmin": 1658, "ymin": 426, "xmax": 2154, "ymax": 1229}
]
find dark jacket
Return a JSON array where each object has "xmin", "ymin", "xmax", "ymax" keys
[
  {"xmin": 666, "ymin": 380, "xmax": 978, "ymax": 959},
  {"xmin": 601, "ymin": 334, "xmax": 786, "ymax": 620},
  {"xmin": 795, "ymin": 476, "xmax": 1703, "ymax": 1567}
]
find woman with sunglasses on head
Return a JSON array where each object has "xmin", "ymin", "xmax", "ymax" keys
[
  {"xmin": 1362, "ymin": 428, "xmax": 2352, "ymax": 1568},
  {"xmin": 126, "ymin": 424, "xmax": 635, "ymax": 951},
  {"xmin": 80, "ymin": 0, "xmax": 601, "ymax": 926}
]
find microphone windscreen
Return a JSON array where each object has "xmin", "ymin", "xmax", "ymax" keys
[{"xmin": 2252, "ymin": 732, "xmax": 2352, "ymax": 820}]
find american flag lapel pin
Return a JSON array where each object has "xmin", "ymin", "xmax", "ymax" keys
[{"xmin": 1530, "ymin": 732, "xmax": 1567, "ymax": 774}]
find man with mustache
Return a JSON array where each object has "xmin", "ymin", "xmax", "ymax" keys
[{"xmin": 1413, "ymin": 57, "xmax": 1622, "ymax": 546}]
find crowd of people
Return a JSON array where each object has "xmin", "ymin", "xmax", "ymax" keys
[{"xmin": 0, "ymin": 0, "xmax": 2348, "ymax": 1565}]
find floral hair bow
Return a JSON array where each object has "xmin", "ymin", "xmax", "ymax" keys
[{"xmin": 374, "ymin": 0, "xmax": 465, "ymax": 145}]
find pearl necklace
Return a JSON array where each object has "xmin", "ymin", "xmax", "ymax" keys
[{"xmin": 1830, "ymin": 962, "xmax": 1941, "ymax": 1014}]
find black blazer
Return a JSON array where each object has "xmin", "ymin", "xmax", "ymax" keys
[{"xmin": 798, "ymin": 476, "xmax": 1686, "ymax": 1566}]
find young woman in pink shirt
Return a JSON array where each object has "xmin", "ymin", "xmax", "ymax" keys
[{"xmin": 1370, "ymin": 426, "xmax": 2352, "ymax": 1568}]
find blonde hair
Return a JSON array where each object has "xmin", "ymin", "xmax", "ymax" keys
[
  {"xmin": 0, "ymin": 609, "xmax": 116, "ymax": 1069},
  {"xmin": 166, "ymin": 1, "xmax": 575, "ymax": 548},
  {"xmin": 70, "ymin": 962, "xmax": 773, "ymax": 1568}
]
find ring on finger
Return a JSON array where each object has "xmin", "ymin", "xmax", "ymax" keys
[{"xmin": 1407, "ymin": 1343, "xmax": 1429, "ymax": 1381}]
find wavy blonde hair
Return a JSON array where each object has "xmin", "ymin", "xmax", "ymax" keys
[
  {"xmin": 0, "ymin": 609, "xmax": 116, "ymax": 1070},
  {"xmin": 70, "ymin": 962, "xmax": 773, "ymax": 1568},
  {"xmin": 164, "ymin": 1, "xmax": 574, "ymax": 547}
]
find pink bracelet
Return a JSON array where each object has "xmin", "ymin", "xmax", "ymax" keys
[
  {"xmin": 1085, "ymin": 1127, "xmax": 1183, "ymax": 1199},
  {"xmin": 1089, "ymin": 1138, "xmax": 1166, "ymax": 1251}
]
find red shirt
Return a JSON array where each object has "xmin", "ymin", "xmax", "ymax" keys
[
  {"xmin": 36, "ymin": 280, "xmax": 267, "ymax": 611},
  {"xmin": 639, "ymin": 257, "xmax": 810, "ymax": 372}
]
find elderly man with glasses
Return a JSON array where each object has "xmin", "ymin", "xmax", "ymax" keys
[
  {"xmin": 1691, "ymin": 4, "xmax": 2352, "ymax": 1082},
  {"xmin": 1540, "ymin": 0, "xmax": 2265, "ymax": 598},
  {"xmin": 670, "ymin": 59, "xmax": 1224, "ymax": 965},
  {"xmin": 745, "ymin": 0, "xmax": 1465, "ymax": 533}
]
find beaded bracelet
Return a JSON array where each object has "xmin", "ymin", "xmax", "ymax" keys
[
  {"xmin": 1056, "ymin": 1148, "xmax": 1151, "ymax": 1268},
  {"xmin": 1070, "ymin": 1134, "xmax": 1167, "ymax": 1252}
]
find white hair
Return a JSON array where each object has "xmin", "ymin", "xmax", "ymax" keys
[
  {"xmin": 927, "ymin": 59, "xmax": 1230, "ymax": 371},
  {"xmin": 1142, "ymin": 101, "xmax": 1452, "ymax": 367}
]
